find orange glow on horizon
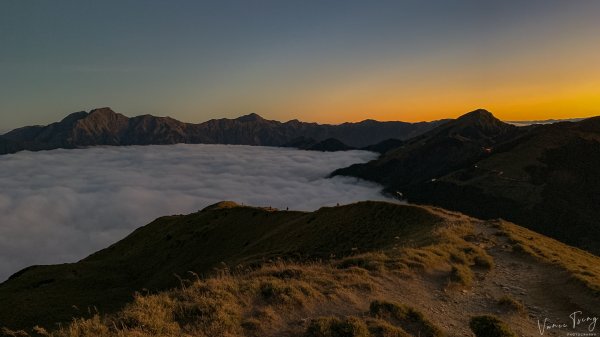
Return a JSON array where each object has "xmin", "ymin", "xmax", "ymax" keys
[
  {"xmin": 268, "ymin": 97, "xmax": 600, "ymax": 125},
  {"xmin": 263, "ymin": 83, "xmax": 600, "ymax": 124}
]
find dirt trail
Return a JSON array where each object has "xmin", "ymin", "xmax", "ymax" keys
[{"xmin": 373, "ymin": 219, "xmax": 599, "ymax": 337}]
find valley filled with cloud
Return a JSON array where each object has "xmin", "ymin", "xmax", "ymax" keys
[{"xmin": 0, "ymin": 144, "xmax": 393, "ymax": 281}]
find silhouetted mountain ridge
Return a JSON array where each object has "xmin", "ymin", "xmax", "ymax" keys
[
  {"xmin": 0, "ymin": 136, "xmax": 23, "ymax": 154},
  {"xmin": 1, "ymin": 107, "xmax": 446, "ymax": 154},
  {"xmin": 334, "ymin": 109, "xmax": 600, "ymax": 254},
  {"xmin": 333, "ymin": 109, "xmax": 522, "ymax": 188},
  {"xmin": 282, "ymin": 137, "xmax": 355, "ymax": 152},
  {"xmin": 361, "ymin": 138, "xmax": 404, "ymax": 154}
]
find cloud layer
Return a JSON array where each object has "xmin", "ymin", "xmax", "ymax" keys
[
  {"xmin": 0, "ymin": 144, "xmax": 393, "ymax": 281},
  {"xmin": 506, "ymin": 118, "xmax": 586, "ymax": 127}
]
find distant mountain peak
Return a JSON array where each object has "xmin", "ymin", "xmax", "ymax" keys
[
  {"xmin": 60, "ymin": 111, "xmax": 88, "ymax": 124},
  {"xmin": 457, "ymin": 109, "xmax": 496, "ymax": 122},
  {"xmin": 358, "ymin": 119, "xmax": 378, "ymax": 124},
  {"xmin": 89, "ymin": 107, "xmax": 118, "ymax": 116},
  {"xmin": 236, "ymin": 113, "xmax": 265, "ymax": 122},
  {"xmin": 451, "ymin": 109, "xmax": 514, "ymax": 135}
]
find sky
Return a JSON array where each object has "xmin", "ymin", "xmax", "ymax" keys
[
  {"xmin": 0, "ymin": 144, "xmax": 391, "ymax": 281},
  {"xmin": 1, "ymin": 0, "xmax": 599, "ymax": 130}
]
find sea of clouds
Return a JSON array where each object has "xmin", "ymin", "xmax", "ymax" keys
[
  {"xmin": 0, "ymin": 144, "xmax": 394, "ymax": 281},
  {"xmin": 506, "ymin": 118, "xmax": 586, "ymax": 127}
]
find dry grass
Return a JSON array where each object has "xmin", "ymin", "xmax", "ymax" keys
[
  {"xmin": 31, "ymin": 261, "xmax": 378, "ymax": 337},
  {"xmin": 8, "ymin": 225, "xmax": 490, "ymax": 337},
  {"xmin": 388, "ymin": 220, "xmax": 495, "ymax": 290},
  {"xmin": 32, "ymin": 223, "xmax": 489, "ymax": 337},
  {"xmin": 0, "ymin": 201, "xmax": 448, "ymax": 330},
  {"xmin": 365, "ymin": 319, "xmax": 411, "ymax": 337},
  {"xmin": 301, "ymin": 300, "xmax": 442, "ymax": 337},
  {"xmin": 0, "ymin": 209, "xmax": 504, "ymax": 337},
  {"xmin": 496, "ymin": 296, "xmax": 525, "ymax": 314},
  {"xmin": 304, "ymin": 316, "xmax": 369, "ymax": 337},
  {"xmin": 498, "ymin": 220, "xmax": 600, "ymax": 295},
  {"xmin": 369, "ymin": 301, "xmax": 443, "ymax": 337},
  {"xmin": 1, "ymin": 204, "xmax": 503, "ymax": 337},
  {"xmin": 448, "ymin": 265, "xmax": 473, "ymax": 287},
  {"xmin": 469, "ymin": 315, "xmax": 517, "ymax": 337}
]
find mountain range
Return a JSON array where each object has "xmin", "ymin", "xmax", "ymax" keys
[
  {"xmin": 0, "ymin": 108, "xmax": 446, "ymax": 155},
  {"xmin": 333, "ymin": 109, "xmax": 600, "ymax": 254}
]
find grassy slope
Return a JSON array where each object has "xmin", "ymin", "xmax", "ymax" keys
[
  {"xmin": 4, "ymin": 203, "xmax": 599, "ymax": 337},
  {"xmin": 498, "ymin": 220, "xmax": 600, "ymax": 295},
  {"xmin": 0, "ymin": 201, "xmax": 443, "ymax": 330}
]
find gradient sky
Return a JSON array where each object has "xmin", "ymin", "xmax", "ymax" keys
[{"xmin": 1, "ymin": 0, "xmax": 599, "ymax": 130}]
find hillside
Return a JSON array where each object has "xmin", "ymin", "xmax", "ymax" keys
[
  {"xmin": 1, "ymin": 201, "xmax": 598, "ymax": 337},
  {"xmin": 361, "ymin": 138, "xmax": 405, "ymax": 154},
  {"xmin": 0, "ymin": 201, "xmax": 443, "ymax": 329},
  {"xmin": 283, "ymin": 137, "xmax": 355, "ymax": 151},
  {"xmin": 333, "ymin": 109, "xmax": 522, "ymax": 189},
  {"xmin": 0, "ymin": 137, "xmax": 23, "ymax": 154},
  {"xmin": 1, "ymin": 108, "xmax": 445, "ymax": 155},
  {"xmin": 333, "ymin": 110, "xmax": 600, "ymax": 254}
]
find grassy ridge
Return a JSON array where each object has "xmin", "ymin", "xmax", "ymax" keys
[
  {"xmin": 3, "ymin": 203, "xmax": 491, "ymax": 337},
  {"xmin": 498, "ymin": 220, "xmax": 600, "ymax": 295},
  {"xmin": 2, "ymin": 201, "xmax": 599, "ymax": 336},
  {"xmin": 0, "ymin": 201, "xmax": 444, "ymax": 330}
]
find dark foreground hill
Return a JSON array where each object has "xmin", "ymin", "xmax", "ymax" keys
[
  {"xmin": 333, "ymin": 110, "xmax": 600, "ymax": 254},
  {"xmin": 0, "ymin": 108, "xmax": 445, "ymax": 155},
  {"xmin": 0, "ymin": 201, "xmax": 598, "ymax": 337}
]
